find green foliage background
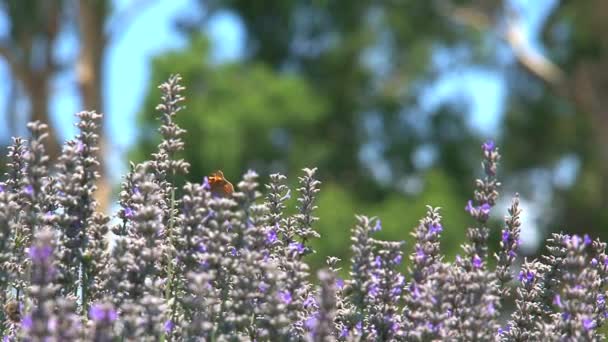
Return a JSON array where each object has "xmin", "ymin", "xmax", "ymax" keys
[{"xmin": 131, "ymin": 1, "xmax": 608, "ymax": 273}]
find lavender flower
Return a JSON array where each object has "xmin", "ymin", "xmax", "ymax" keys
[{"xmin": 0, "ymin": 77, "xmax": 605, "ymax": 342}]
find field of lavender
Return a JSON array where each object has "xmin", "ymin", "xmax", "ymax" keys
[{"xmin": 0, "ymin": 75, "xmax": 606, "ymax": 341}]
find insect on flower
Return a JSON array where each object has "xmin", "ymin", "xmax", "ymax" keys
[
  {"xmin": 208, "ymin": 170, "xmax": 234, "ymax": 197},
  {"xmin": 3, "ymin": 299, "xmax": 21, "ymax": 323}
]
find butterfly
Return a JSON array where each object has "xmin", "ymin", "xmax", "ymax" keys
[
  {"xmin": 3, "ymin": 299, "xmax": 20, "ymax": 323},
  {"xmin": 208, "ymin": 170, "xmax": 234, "ymax": 197}
]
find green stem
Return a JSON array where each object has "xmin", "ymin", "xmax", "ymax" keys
[{"xmin": 165, "ymin": 187, "xmax": 177, "ymax": 340}]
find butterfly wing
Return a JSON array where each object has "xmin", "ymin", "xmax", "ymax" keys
[{"xmin": 208, "ymin": 170, "xmax": 233, "ymax": 197}]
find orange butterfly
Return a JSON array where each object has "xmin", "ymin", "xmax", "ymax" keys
[{"xmin": 208, "ymin": 170, "xmax": 234, "ymax": 197}]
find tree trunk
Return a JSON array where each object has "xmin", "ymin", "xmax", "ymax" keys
[{"xmin": 77, "ymin": 0, "xmax": 111, "ymax": 213}]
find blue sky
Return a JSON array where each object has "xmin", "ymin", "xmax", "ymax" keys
[{"xmin": 0, "ymin": 0, "xmax": 558, "ymax": 250}]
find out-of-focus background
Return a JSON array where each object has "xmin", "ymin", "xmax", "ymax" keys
[{"xmin": 0, "ymin": 0, "xmax": 604, "ymax": 270}]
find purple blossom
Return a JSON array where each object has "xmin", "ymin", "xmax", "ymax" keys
[
  {"xmin": 374, "ymin": 255, "xmax": 382, "ymax": 268},
  {"xmin": 279, "ymin": 290, "xmax": 292, "ymax": 305},
  {"xmin": 582, "ymin": 318, "xmax": 595, "ymax": 331},
  {"xmin": 202, "ymin": 176, "xmax": 211, "ymax": 190},
  {"xmin": 305, "ymin": 316, "xmax": 318, "ymax": 330},
  {"xmin": 21, "ymin": 315, "xmax": 32, "ymax": 330},
  {"xmin": 479, "ymin": 203, "xmax": 491, "ymax": 215},
  {"xmin": 164, "ymin": 320, "xmax": 174, "ymax": 333},
  {"xmin": 429, "ymin": 223, "xmax": 443, "ymax": 235},
  {"xmin": 553, "ymin": 294, "xmax": 562, "ymax": 307},
  {"xmin": 597, "ymin": 294, "xmax": 605, "ymax": 306},
  {"xmin": 29, "ymin": 245, "xmax": 53, "ymax": 262},
  {"xmin": 392, "ymin": 254, "xmax": 403, "ymax": 265},
  {"xmin": 24, "ymin": 184, "xmax": 33, "ymax": 196},
  {"xmin": 303, "ymin": 295, "xmax": 316, "ymax": 308},
  {"xmin": 571, "ymin": 235, "xmax": 581, "ymax": 248},
  {"xmin": 415, "ymin": 247, "xmax": 426, "ymax": 262},
  {"xmin": 89, "ymin": 304, "xmax": 118, "ymax": 323},
  {"xmin": 336, "ymin": 278, "xmax": 344, "ymax": 289},
  {"xmin": 372, "ymin": 219, "xmax": 382, "ymax": 232},
  {"xmin": 355, "ymin": 321, "xmax": 362, "ymax": 333},
  {"xmin": 498, "ymin": 324, "xmax": 511, "ymax": 335},
  {"xmin": 410, "ymin": 283, "xmax": 421, "ymax": 299},
  {"xmin": 197, "ymin": 243, "xmax": 207, "ymax": 253},
  {"xmin": 482, "ymin": 140, "xmax": 496, "ymax": 152},
  {"xmin": 486, "ymin": 302, "xmax": 495, "ymax": 315},
  {"xmin": 288, "ymin": 242, "xmax": 305, "ymax": 255},
  {"xmin": 124, "ymin": 207, "xmax": 134, "ymax": 218},
  {"xmin": 258, "ymin": 282, "xmax": 269, "ymax": 293},
  {"xmin": 266, "ymin": 229, "xmax": 278, "ymax": 245},
  {"xmin": 465, "ymin": 200, "xmax": 474, "ymax": 213},
  {"xmin": 584, "ymin": 234, "xmax": 592, "ymax": 246},
  {"xmin": 501, "ymin": 230, "xmax": 510, "ymax": 243},
  {"xmin": 591, "ymin": 258, "xmax": 598, "ymax": 266},
  {"xmin": 472, "ymin": 255, "xmax": 482, "ymax": 269},
  {"xmin": 369, "ymin": 284, "xmax": 380, "ymax": 297},
  {"xmin": 76, "ymin": 140, "xmax": 85, "ymax": 153},
  {"xmin": 518, "ymin": 270, "xmax": 535, "ymax": 284}
]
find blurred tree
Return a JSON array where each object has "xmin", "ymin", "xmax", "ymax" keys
[
  {"xmin": 135, "ymin": 2, "xmax": 499, "ymax": 269},
  {"xmin": 449, "ymin": 1, "xmax": 608, "ymax": 241},
  {"xmin": 0, "ymin": 0, "xmax": 154, "ymax": 211}
]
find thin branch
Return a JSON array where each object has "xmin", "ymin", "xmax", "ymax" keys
[{"xmin": 504, "ymin": 13, "xmax": 565, "ymax": 88}]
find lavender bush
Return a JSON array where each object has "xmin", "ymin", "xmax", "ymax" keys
[{"xmin": 0, "ymin": 74, "xmax": 606, "ymax": 341}]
